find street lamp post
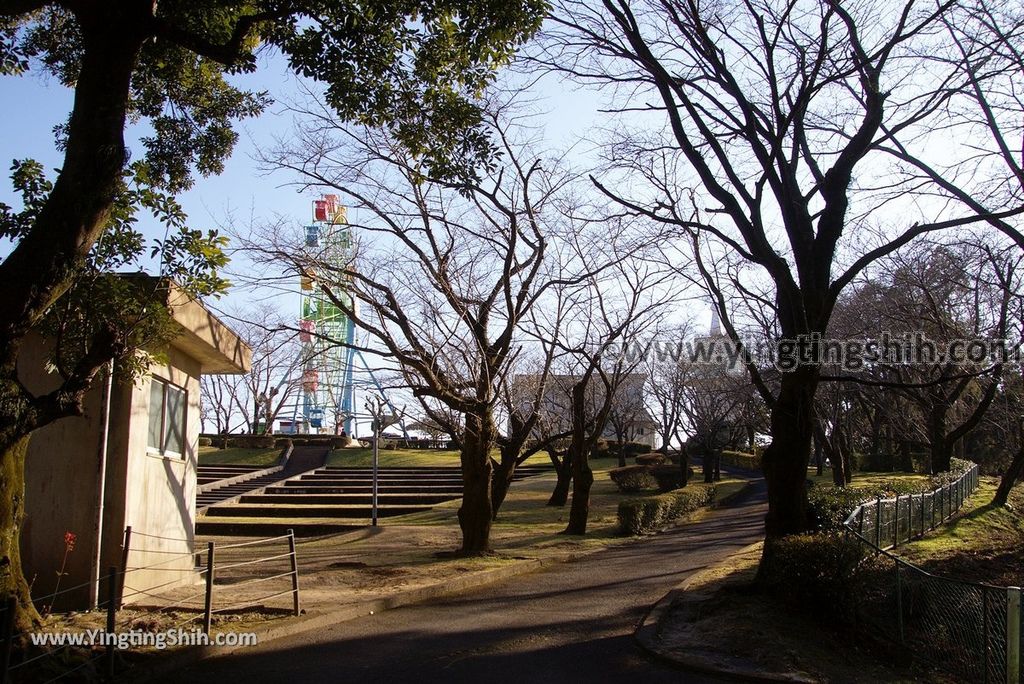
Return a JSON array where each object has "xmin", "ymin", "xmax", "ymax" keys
[
  {"xmin": 365, "ymin": 396, "xmax": 401, "ymax": 527},
  {"xmin": 371, "ymin": 415, "xmax": 380, "ymax": 526}
]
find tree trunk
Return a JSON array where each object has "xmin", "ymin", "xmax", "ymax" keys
[
  {"xmin": 703, "ymin": 447, "xmax": 714, "ymax": 483},
  {"xmin": 761, "ymin": 368, "xmax": 816, "ymax": 539},
  {"xmin": 928, "ymin": 410, "xmax": 952, "ymax": 474},
  {"xmin": 563, "ymin": 446, "xmax": 594, "ymax": 535},
  {"xmin": 814, "ymin": 437, "xmax": 823, "ymax": 476},
  {"xmin": 0, "ymin": 14, "xmax": 145, "ymax": 630},
  {"xmin": 457, "ymin": 413, "xmax": 494, "ymax": 555},
  {"xmin": 994, "ymin": 445, "xmax": 1024, "ymax": 506},
  {"xmin": 490, "ymin": 446, "xmax": 517, "ymax": 520},
  {"xmin": 0, "ymin": 435, "xmax": 42, "ymax": 634},
  {"xmin": 0, "ymin": 13, "xmax": 144, "ymax": 367},
  {"xmin": 547, "ymin": 454, "xmax": 572, "ymax": 506},
  {"xmin": 679, "ymin": 450, "xmax": 689, "ymax": 488}
]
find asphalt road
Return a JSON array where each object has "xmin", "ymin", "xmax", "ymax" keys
[{"xmin": 165, "ymin": 478, "xmax": 767, "ymax": 684}]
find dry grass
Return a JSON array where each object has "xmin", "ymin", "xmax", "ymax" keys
[
  {"xmin": 198, "ymin": 447, "xmax": 281, "ymax": 467},
  {"xmin": 897, "ymin": 478, "xmax": 1023, "ymax": 587}
]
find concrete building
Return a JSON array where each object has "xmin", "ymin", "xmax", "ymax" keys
[{"xmin": 20, "ymin": 282, "xmax": 250, "ymax": 610}]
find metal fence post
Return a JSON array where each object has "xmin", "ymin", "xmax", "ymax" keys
[
  {"xmin": 203, "ymin": 541, "xmax": 215, "ymax": 635},
  {"xmin": 118, "ymin": 525, "xmax": 132, "ymax": 608},
  {"xmin": 875, "ymin": 497, "xmax": 883, "ymax": 549},
  {"xmin": 858, "ymin": 505, "xmax": 865, "ymax": 536},
  {"xmin": 105, "ymin": 567, "xmax": 117, "ymax": 678},
  {"xmin": 287, "ymin": 529, "xmax": 300, "ymax": 617},
  {"xmin": 1008, "ymin": 587, "xmax": 1020, "ymax": 684},
  {"xmin": 919, "ymin": 494, "xmax": 925, "ymax": 540},
  {"xmin": 893, "ymin": 497, "xmax": 899, "ymax": 549}
]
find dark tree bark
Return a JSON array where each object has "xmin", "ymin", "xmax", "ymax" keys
[
  {"xmin": 761, "ymin": 369, "xmax": 818, "ymax": 537},
  {"xmin": 0, "ymin": 5, "xmax": 149, "ymax": 631},
  {"xmin": 547, "ymin": 451, "xmax": 572, "ymax": 506},
  {"xmin": 994, "ymin": 444, "xmax": 1024, "ymax": 506},
  {"xmin": 457, "ymin": 413, "xmax": 495, "ymax": 554}
]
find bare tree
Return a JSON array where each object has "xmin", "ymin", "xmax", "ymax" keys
[
  {"xmin": 244, "ymin": 104, "xmax": 614, "ymax": 554},
  {"xmin": 539, "ymin": 0, "xmax": 1022, "ymax": 546},
  {"xmin": 549, "ymin": 261, "xmax": 671, "ymax": 534},
  {"xmin": 200, "ymin": 305, "xmax": 303, "ymax": 435}
]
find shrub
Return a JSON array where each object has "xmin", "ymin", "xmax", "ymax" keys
[
  {"xmin": 808, "ymin": 486, "xmax": 874, "ymax": 531},
  {"xmin": 274, "ymin": 438, "xmax": 292, "ymax": 449},
  {"xmin": 760, "ymin": 532, "xmax": 866, "ymax": 623},
  {"xmin": 635, "ymin": 453, "xmax": 665, "ymax": 466},
  {"xmin": 609, "ymin": 465, "xmax": 657, "ymax": 493},
  {"xmin": 719, "ymin": 450, "xmax": 760, "ymax": 471},
  {"xmin": 624, "ymin": 441, "xmax": 652, "ymax": 455},
  {"xmin": 617, "ymin": 484, "xmax": 715, "ymax": 534},
  {"xmin": 650, "ymin": 464, "xmax": 687, "ymax": 492},
  {"xmin": 929, "ymin": 457, "xmax": 974, "ymax": 488},
  {"xmin": 198, "ymin": 437, "xmax": 212, "ymax": 447}
]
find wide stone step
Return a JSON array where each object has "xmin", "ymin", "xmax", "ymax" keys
[
  {"xmin": 239, "ymin": 493, "xmax": 459, "ymax": 505},
  {"xmin": 273, "ymin": 484, "xmax": 464, "ymax": 495},
  {"xmin": 286, "ymin": 481, "xmax": 466, "ymax": 491},
  {"xmin": 299, "ymin": 471, "xmax": 466, "ymax": 478},
  {"xmin": 205, "ymin": 504, "xmax": 431, "ymax": 518}
]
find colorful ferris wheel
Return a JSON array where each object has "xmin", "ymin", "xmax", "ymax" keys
[{"xmin": 292, "ymin": 194, "xmax": 357, "ymax": 434}]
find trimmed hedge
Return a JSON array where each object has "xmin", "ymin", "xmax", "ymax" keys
[
  {"xmin": 635, "ymin": 453, "xmax": 666, "ymax": 466},
  {"xmin": 227, "ymin": 434, "xmax": 276, "ymax": 449},
  {"xmin": 719, "ymin": 450, "xmax": 760, "ymax": 471},
  {"xmin": 760, "ymin": 532, "xmax": 866, "ymax": 623},
  {"xmin": 650, "ymin": 464, "xmax": 691, "ymax": 492},
  {"xmin": 609, "ymin": 465, "xmax": 656, "ymax": 492},
  {"xmin": 807, "ymin": 478, "xmax": 930, "ymax": 532},
  {"xmin": 617, "ymin": 483, "xmax": 715, "ymax": 535},
  {"xmin": 198, "ymin": 437, "xmax": 213, "ymax": 447},
  {"xmin": 807, "ymin": 459, "xmax": 975, "ymax": 531}
]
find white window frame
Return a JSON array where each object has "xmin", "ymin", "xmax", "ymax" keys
[{"xmin": 147, "ymin": 377, "xmax": 187, "ymax": 458}]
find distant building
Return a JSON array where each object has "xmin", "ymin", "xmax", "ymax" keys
[
  {"xmin": 20, "ymin": 282, "xmax": 251, "ymax": 610},
  {"xmin": 512, "ymin": 373, "xmax": 659, "ymax": 448}
]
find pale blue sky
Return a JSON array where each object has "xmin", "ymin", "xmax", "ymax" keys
[{"xmin": 0, "ymin": 50, "xmax": 604, "ymax": 316}]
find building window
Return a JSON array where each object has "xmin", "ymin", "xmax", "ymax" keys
[{"xmin": 148, "ymin": 377, "xmax": 186, "ymax": 457}]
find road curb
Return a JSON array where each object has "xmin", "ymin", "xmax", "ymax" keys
[
  {"xmin": 124, "ymin": 476, "xmax": 757, "ymax": 681},
  {"xmin": 633, "ymin": 541, "xmax": 818, "ymax": 684}
]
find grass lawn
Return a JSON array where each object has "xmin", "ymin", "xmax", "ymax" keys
[
  {"xmin": 897, "ymin": 478, "xmax": 1023, "ymax": 586},
  {"xmin": 325, "ymin": 447, "xmax": 550, "ymax": 468},
  {"xmin": 396, "ymin": 456, "xmax": 748, "ymax": 552},
  {"xmin": 198, "ymin": 446, "xmax": 282, "ymax": 467}
]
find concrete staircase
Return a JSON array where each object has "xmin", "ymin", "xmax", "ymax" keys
[
  {"xmin": 195, "ymin": 446, "xmax": 328, "ymax": 513},
  {"xmin": 196, "ymin": 464, "xmax": 551, "ymax": 536}
]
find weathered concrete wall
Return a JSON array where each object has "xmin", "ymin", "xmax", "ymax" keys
[
  {"xmin": 118, "ymin": 346, "xmax": 201, "ymax": 603},
  {"xmin": 22, "ymin": 343, "xmax": 205, "ymax": 609},
  {"xmin": 19, "ymin": 285, "xmax": 249, "ymax": 611}
]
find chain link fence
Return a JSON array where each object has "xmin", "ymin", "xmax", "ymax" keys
[{"xmin": 844, "ymin": 465, "xmax": 1022, "ymax": 683}]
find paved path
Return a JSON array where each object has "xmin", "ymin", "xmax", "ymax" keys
[{"xmin": 166, "ymin": 478, "xmax": 767, "ymax": 683}]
